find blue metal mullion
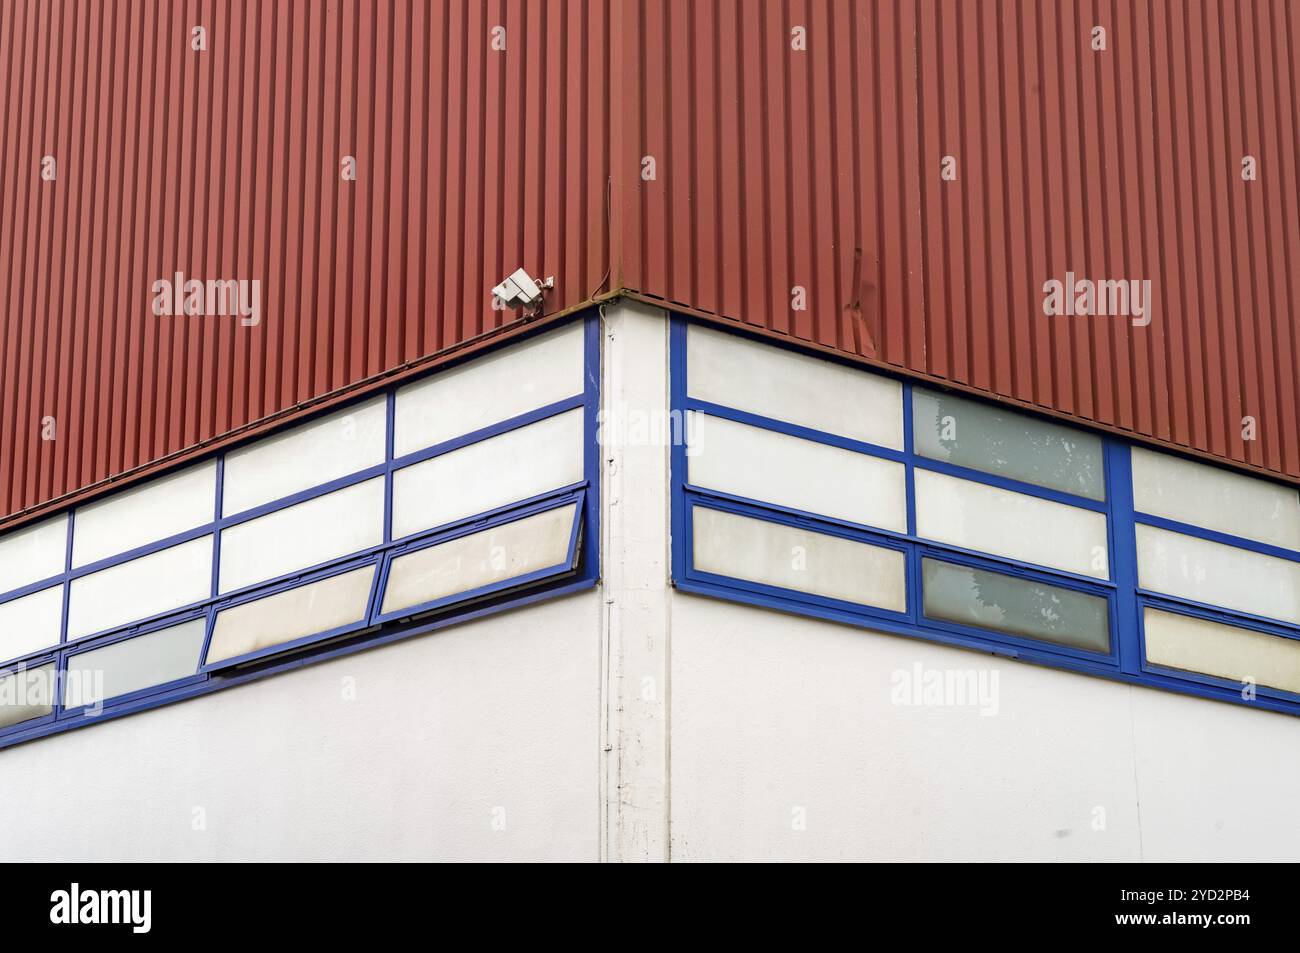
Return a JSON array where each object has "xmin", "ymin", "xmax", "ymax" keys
[
  {"xmin": 902, "ymin": 382, "xmax": 922, "ymax": 623},
  {"xmin": 902, "ymin": 382, "xmax": 917, "ymax": 535},
  {"xmin": 910, "ymin": 455, "xmax": 1110, "ymax": 513},
  {"xmin": 683, "ymin": 396, "xmax": 909, "ymax": 464},
  {"xmin": 390, "ymin": 481, "xmax": 587, "ymax": 548},
  {"xmin": 383, "ymin": 390, "xmax": 396, "ymax": 546},
  {"xmin": 0, "ymin": 572, "xmax": 71, "ymax": 607},
  {"xmin": 682, "ymin": 488, "xmax": 906, "ymax": 548},
  {"xmin": 210, "ymin": 455, "xmax": 225, "ymax": 598},
  {"xmin": 1104, "ymin": 440, "xmax": 1142, "ymax": 675},
  {"xmin": 912, "ymin": 540, "xmax": 1117, "ymax": 598},
  {"xmin": 52, "ymin": 509, "xmax": 75, "ymax": 718},
  {"xmin": 682, "ymin": 482, "xmax": 913, "ymax": 540},
  {"xmin": 1133, "ymin": 511, "xmax": 1300, "ymax": 563},
  {"xmin": 69, "ymin": 604, "xmax": 210, "ymax": 655},
  {"xmin": 670, "ymin": 315, "xmax": 690, "ymax": 585},
  {"xmin": 389, "ymin": 394, "xmax": 587, "ymax": 471},
  {"xmin": 370, "ymin": 553, "xmax": 393, "ymax": 626},
  {"xmin": 371, "ymin": 390, "xmax": 397, "ymax": 627},
  {"xmin": 389, "ymin": 488, "xmax": 587, "ymax": 557},
  {"xmin": 58, "ymin": 510, "xmax": 73, "ymax": 646},
  {"xmin": 198, "ymin": 456, "xmax": 227, "ymax": 674},
  {"xmin": 64, "ymin": 524, "xmax": 220, "ymax": 584},
  {"xmin": 683, "ymin": 483, "xmax": 1118, "ymax": 590},
  {"xmin": 216, "ymin": 461, "xmax": 387, "ymax": 530}
]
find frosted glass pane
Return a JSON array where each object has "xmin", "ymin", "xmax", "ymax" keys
[
  {"xmin": 222, "ymin": 396, "xmax": 386, "ymax": 516},
  {"xmin": 382, "ymin": 504, "xmax": 578, "ymax": 615},
  {"xmin": 0, "ymin": 514, "xmax": 66, "ymax": 594},
  {"xmin": 67, "ymin": 536, "xmax": 212, "ymax": 640},
  {"xmin": 687, "ymin": 412, "xmax": 906, "ymax": 531},
  {"xmin": 1131, "ymin": 446, "xmax": 1300, "ymax": 549},
  {"xmin": 1135, "ymin": 524, "xmax": 1300, "ymax": 624},
  {"xmin": 64, "ymin": 618, "xmax": 207, "ymax": 707},
  {"xmin": 0, "ymin": 585, "xmax": 64, "ymax": 662},
  {"xmin": 1145, "ymin": 607, "xmax": 1300, "ymax": 696},
  {"xmin": 922, "ymin": 559, "xmax": 1110, "ymax": 653},
  {"xmin": 915, "ymin": 469, "xmax": 1109, "ymax": 579},
  {"xmin": 692, "ymin": 507, "xmax": 906, "ymax": 611},
  {"xmin": 206, "ymin": 565, "xmax": 375, "ymax": 665},
  {"xmin": 392, "ymin": 409, "xmax": 584, "ymax": 539},
  {"xmin": 395, "ymin": 322, "xmax": 584, "ymax": 457},
  {"xmin": 219, "ymin": 478, "xmax": 383, "ymax": 593},
  {"xmin": 0, "ymin": 663, "xmax": 54, "ymax": 729},
  {"xmin": 73, "ymin": 462, "xmax": 216, "ymax": 567},
  {"xmin": 913, "ymin": 388, "xmax": 1104, "ymax": 500},
  {"xmin": 687, "ymin": 324, "xmax": 903, "ymax": 449}
]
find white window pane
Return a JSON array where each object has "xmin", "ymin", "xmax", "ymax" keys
[
  {"xmin": 392, "ymin": 409, "xmax": 584, "ymax": 539},
  {"xmin": 0, "ymin": 584, "xmax": 63, "ymax": 662},
  {"xmin": 692, "ymin": 506, "xmax": 906, "ymax": 611},
  {"xmin": 915, "ymin": 469, "xmax": 1109, "ymax": 579},
  {"xmin": 687, "ymin": 412, "xmax": 906, "ymax": 531},
  {"xmin": 219, "ymin": 478, "xmax": 383, "ymax": 593},
  {"xmin": 1131, "ymin": 446, "xmax": 1300, "ymax": 549},
  {"xmin": 687, "ymin": 324, "xmax": 903, "ymax": 449},
  {"xmin": 922, "ymin": 559, "xmax": 1110, "ymax": 653},
  {"xmin": 1135, "ymin": 524, "xmax": 1300, "ymax": 624},
  {"xmin": 0, "ymin": 514, "xmax": 66, "ymax": 594},
  {"xmin": 221, "ymin": 396, "xmax": 386, "ymax": 516},
  {"xmin": 394, "ymin": 322, "xmax": 584, "ymax": 457},
  {"xmin": 1144, "ymin": 607, "xmax": 1300, "ymax": 696},
  {"xmin": 67, "ymin": 536, "xmax": 213, "ymax": 640},
  {"xmin": 206, "ymin": 565, "xmax": 375, "ymax": 665},
  {"xmin": 382, "ymin": 504, "xmax": 578, "ymax": 616},
  {"xmin": 72, "ymin": 462, "xmax": 216, "ymax": 567},
  {"xmin": 913, "ymin": 388, "xmax": 1105, "ymax": 500},
  {"xmin": 0, "ymin": 663, "xmax": 54, "ymax": 729},
  {"xmin": 64, "ymin": 618, "xmax": 207, "ymax": 707}
]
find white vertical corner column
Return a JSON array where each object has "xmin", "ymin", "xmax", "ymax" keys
[{"xmin": 599, "ymin": 299, "xmax": 672, "ymax": 862}]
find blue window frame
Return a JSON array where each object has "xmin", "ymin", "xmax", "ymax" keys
[
  {"xmin": 669, "ymin": 315, "xmax": 1300, "ymax": 718},
  {"xmin": 0, "ymin": 311, "xmax": 602, "ymax": 749}
]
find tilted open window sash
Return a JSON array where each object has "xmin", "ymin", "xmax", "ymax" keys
[{"xmin": 375, "ymin": 489, "xmax": 586, "ymax": 625}]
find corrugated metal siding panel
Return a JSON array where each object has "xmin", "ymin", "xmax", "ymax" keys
[
  {"xmin": 617, "ymin": 0, "xmax": 1300, "ymax": 482},
  {"xmin": 3, "ymin": 0, "xmax": 1298, "ymax": 527},
  {"xmin": 0, "ymin": 0, "xmax": 610, "ymax": 521}
]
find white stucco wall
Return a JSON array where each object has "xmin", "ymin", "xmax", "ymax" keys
[
  {"xmin": 668, "ymin": 592, "xmax": 1300, "ymax": 862},
  {"xmin": 0, "ymin": 592, "xmax": 601, "ymax": 862}
]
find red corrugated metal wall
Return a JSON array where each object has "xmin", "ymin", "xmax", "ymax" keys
[
  {"xmin": 614, "ymin": 0, "xmax": 1300, "ymax": 482},
  {"xmin": 0, "ymin": 0, "xmax": 611, "ymax": 521},
  {"xmin": 1, "ymin": 0, "xmax": 1297, "ymax": 524}
]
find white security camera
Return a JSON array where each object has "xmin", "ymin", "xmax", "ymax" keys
[{"xmin": 492, "ymin": 268, "xmax": 554, "ymax": 310}]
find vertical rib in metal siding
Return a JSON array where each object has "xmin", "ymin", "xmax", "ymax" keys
[{"xmin": 616, "ymin": 0, "xmax": 1300, "ymax": 484}]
